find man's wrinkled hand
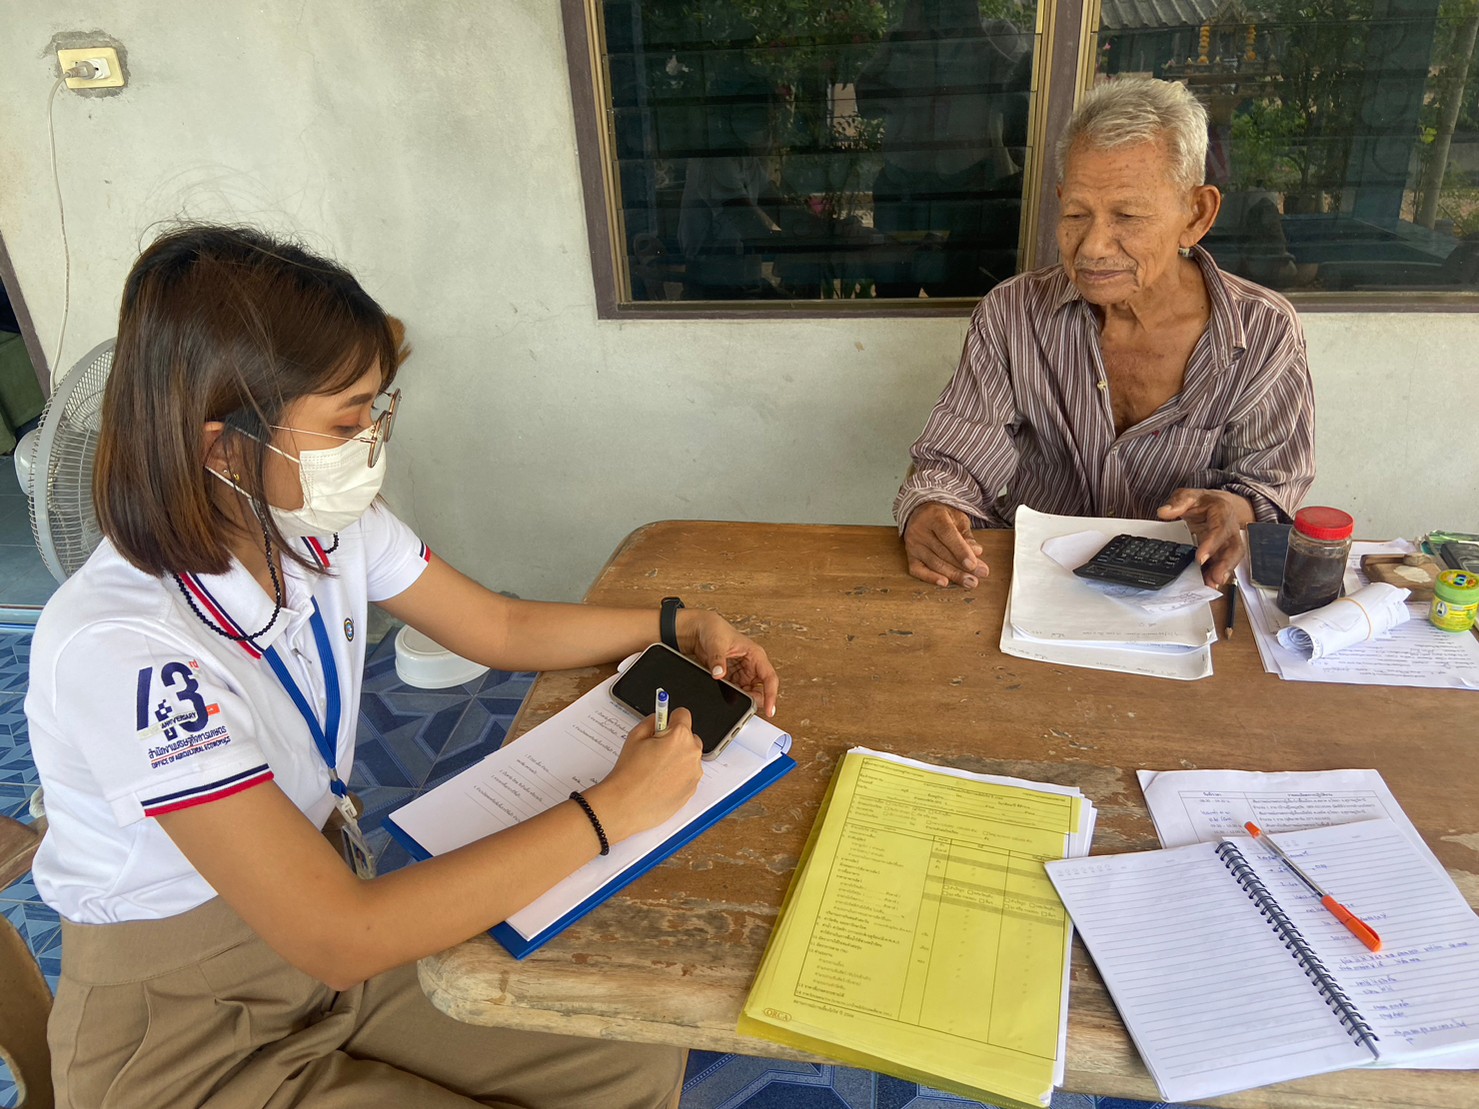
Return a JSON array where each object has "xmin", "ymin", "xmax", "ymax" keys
[
  {"xmin": 1157, "ymin": 488, "xmax": 1254, "ymax": 587},
  {"xmin": 903, "ymin": 502, "xmax": 986, "ymax": 588}
]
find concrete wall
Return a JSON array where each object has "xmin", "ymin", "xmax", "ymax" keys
[{"xmin": 1, "ymin": 2, "xmax": 1472, "ymax": 600}]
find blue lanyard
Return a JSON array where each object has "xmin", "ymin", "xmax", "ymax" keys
[{"xmin": 263, "ymin": 600, "xmax": 346, "ymax": 798}]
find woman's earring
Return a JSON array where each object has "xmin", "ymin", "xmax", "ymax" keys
[{"xmin": 1178, "ymin": 245, "xmax": 1192, "ymax": 258}]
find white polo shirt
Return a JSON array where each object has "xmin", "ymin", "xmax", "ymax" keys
[{"xmin": 26, "ymin": 502, "xmax": 431, "ymax": 923}]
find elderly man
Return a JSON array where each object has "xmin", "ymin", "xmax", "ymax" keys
[{"xmin": 895, "ymin": 77, "xmax": 1314, "ymax": 588}]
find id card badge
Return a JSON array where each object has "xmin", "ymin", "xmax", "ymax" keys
[{"xmin": 336, "ymin": 795, "xmax": 377, "ymax": 880}]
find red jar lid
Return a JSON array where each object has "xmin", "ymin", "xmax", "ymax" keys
[{"xmin": 1294, "ymin": 506, "xmax": 1355, "ymax": 541}]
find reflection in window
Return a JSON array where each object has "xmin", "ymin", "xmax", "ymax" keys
[
  {"xmin": 1098, "ymin": 0, "xmax": 1479, "ymax": 293},
  {"xmin": 603, "ymin": 0, "xmax": 1037, "ymax": 303}
]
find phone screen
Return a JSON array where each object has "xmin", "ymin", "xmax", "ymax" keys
[{"xmin": 610, "ymin": 645, "xmax": 755, "ymax": 754}]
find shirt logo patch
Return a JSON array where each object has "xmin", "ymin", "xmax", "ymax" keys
[
  {"xmin": 343, "ymin": 617, "xmax": 355, "ymax": 642},
  {"xmin": 135, "ymin": 661, "xmax": 233, "ymax": 766}
]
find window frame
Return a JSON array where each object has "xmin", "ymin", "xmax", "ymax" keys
[{"xmin": 564, "ymin": 0, "xmax": 1479, "ymax": 316}]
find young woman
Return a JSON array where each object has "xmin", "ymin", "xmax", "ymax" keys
[{"xmin": 25, "ymin": 224, "xmax": 780, "ymax": 1108}]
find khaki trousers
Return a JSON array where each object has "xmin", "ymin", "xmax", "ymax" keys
[{"xmin": 50, "ymin": 897, "xmax": 684, "ymax": 1109}]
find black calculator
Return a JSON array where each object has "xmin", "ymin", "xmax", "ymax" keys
[{"xmin": 1073, "ymin": 534, "xmax": 1198, "ymax": 590}]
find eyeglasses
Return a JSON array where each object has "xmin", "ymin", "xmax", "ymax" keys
[{"xmin": 270, "ymin": 388, "xmax": 400, "ymax": 468}]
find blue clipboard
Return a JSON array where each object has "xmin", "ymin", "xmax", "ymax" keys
[{"xmin": 384, "ymin": 751, "xmax": 797, "ymax": 959}]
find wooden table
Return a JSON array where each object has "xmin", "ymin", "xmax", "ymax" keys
[{"xmin": 419, "ymin": 522, "xmax": 1479, "ymax": 1109}]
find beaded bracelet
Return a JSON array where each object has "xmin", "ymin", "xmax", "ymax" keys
[{"xmin": 569, "ymin": 790, "xmax": 610, "ymax": 856}]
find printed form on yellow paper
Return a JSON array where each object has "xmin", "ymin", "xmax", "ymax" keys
[{"xmin": 739, "ymin": 748, "xmax": 1096, "ymax": 1109}]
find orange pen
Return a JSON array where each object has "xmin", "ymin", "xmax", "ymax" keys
[{"xmin": 1244, "ymin": 822, "xmax": 1382, "ymax": 952}]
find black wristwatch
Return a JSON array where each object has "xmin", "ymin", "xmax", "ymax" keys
[{"xmin": 659, "ymin": 596, "xmax": 685, "ymax": 651}]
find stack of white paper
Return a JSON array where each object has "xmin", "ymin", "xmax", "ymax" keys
[
  {"xmin": 1238, "ymin": 540, "xmax": 1479, "ymax": 688},
  {"xmin": 1000, "ymin": 507, "xmax": 1217, "ymax": 681}
]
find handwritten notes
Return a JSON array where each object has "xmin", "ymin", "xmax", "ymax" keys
[{"xmin": 1048, "ymin": 820, "xmax": 1479, "ymax": 1101}]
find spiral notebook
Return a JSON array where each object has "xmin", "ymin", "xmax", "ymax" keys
[{"xmin": 1045, "ymin": 819, "xmax": 1479, "ymax": 1102}]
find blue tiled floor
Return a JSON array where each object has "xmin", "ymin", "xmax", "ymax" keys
[{"xmin": 0, "ymin": 627, "xmax": 1183, "ymax": 1109}]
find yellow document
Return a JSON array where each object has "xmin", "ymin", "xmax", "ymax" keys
[{"xmin": 739, "ymin": 749, "xmax": 1086, "ymax": 1108}]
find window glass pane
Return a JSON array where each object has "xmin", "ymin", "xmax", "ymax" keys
[
  {"xmin": 602, "ymin": 0, "xmax": 1038, "ymax": 303},
  {"xmin": 1097, "ymin": 0, "xmax": 1479, "ymax": 294}
]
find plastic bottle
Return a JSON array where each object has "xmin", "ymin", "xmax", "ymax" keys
[{"xmin": 1276, "ymin": 506, "xmax": 1355, "ymax": 616}]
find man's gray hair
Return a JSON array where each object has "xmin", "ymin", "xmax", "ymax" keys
[{"xmin": 1055, "ymin": 78, "xmax": 1209, "ymax": 191}]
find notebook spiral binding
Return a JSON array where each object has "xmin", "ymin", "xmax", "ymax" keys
[{"xmin": 1215, "ymin": 840, "xmax": 1381, "ymax": 1056}]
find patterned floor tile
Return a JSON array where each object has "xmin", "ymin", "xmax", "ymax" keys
[
  {"xmin": 352, "ymin": 693, "xmax": 472, "ymax": 789},
  {"xmin": 419, "ymin": 700, "xmax": 515, "ymax": 787},
  {"xmin": 0, "ymin": 781, "xmax": 36, "ymax": 822},
  {"xmin": 0, "ymin": 708, "xmax": 37, "ymax": 786},
  {"xmin": 0, "ymin": 897, "xmax": 60, "ymax": 958},
  {"xmin": 355, "ymin": 784, "xmax": 417, "ymax": 839},
  {"xmin": 0, "ymin": 632, "xmax": 31, "ymax": 693},
  {"xmin": 677, "ymin": 1053, "xmax": 1176, "ymax": 1109},
  {"xmin": 0, "ymin": 870, "xmax": 40, "ymax": 903}
]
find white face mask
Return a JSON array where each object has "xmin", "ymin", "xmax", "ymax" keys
[
  {"xmin": 263, "ymin": 435, "xmax": 386, "ymax": 538},
  {"xmin": 211, "ymin": 435, "xmax": 387, "ymax": 539}
]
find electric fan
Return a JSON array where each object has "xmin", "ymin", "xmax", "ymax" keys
[{"xmin": 24, "ymin": 338, "xmax": 113, "ymax": 583}]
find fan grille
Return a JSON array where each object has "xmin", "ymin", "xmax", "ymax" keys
[{"xmin": 30, "ymin": 341, "xmax": 113, "ymax": 582}]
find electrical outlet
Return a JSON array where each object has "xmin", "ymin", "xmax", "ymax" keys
[{"xmin": 58, "ymin": 47, "xmax": 125, "ymax": 90}]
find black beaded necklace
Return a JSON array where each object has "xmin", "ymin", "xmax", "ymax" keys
[{"xmin": 172, "ymin": 522, "xmax": 285, "ymax": 643}]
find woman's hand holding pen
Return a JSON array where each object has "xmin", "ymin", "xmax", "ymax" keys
[
  {"xmin": 584, "ymin": 707, "xmax": 703, "ymax": 845},
  {"xmin": 676, "ymin": 610, "xmax": 780, "ymax": 718}
]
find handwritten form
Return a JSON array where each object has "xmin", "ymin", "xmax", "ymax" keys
[
  {"xmin": 1238, "ymin": 540, "xmax": 1479, "ymax": 688},
  {"xmin": 387, "ymin": 669, "xmax": 792, "ymax": 939},
  {"xmin": 1047, "ymin": 820, "xmax": 1479, "ymax": 1102},
  {"xmin": 740, "ymin": 749, "xmax": 1093, "ymax": 1108}
]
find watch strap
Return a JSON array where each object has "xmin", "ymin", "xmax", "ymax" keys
[{"xmin": 660, "ymin": 596, "xmax": 684, "ymax": 651}]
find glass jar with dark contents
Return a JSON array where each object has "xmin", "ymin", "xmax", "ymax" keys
[{"xmin": 1276, "ymin": 506, "xmax": 1355, "ymax": 616}]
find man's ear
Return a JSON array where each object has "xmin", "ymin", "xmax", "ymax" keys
[{"xmin": 1182, "ymin": 184, "xmax": 1223, "ymax": 249}]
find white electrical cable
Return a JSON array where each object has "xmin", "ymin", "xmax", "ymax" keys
[{"xmin": 46, "ymin": 75, "xmax": 73, "ymax": 387}]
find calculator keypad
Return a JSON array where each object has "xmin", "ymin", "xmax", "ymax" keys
[{"xmin": 1073, "ymin": 534, "xmax": 1198, "ymax": 590}]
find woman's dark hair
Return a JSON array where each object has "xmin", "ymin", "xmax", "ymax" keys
[{"xmin": 96, "ymin": 224, "xmax": 400, "ymax": 577}]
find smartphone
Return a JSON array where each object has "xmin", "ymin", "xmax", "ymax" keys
[{"xmin": 610, "ymin": 643, "xmax": 757, "ymax": 760}]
